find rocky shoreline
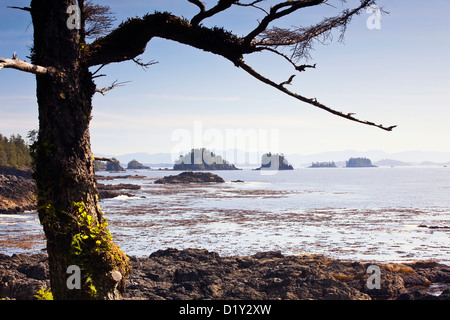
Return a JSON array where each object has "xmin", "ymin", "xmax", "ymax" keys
[
  {"xmin": 1, "ymin": 248, "xmax": 449, "ymax": 300},
  {"xmin": 0, "ymin": 174, "xmax": 36, "ymax": 214},
  {"xmin": 0, "ymin": 172, "xmax": 145, "ymax": 214}
]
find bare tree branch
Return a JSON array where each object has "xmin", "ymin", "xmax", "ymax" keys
[
  {"xmin": 84, "ymin": 0, "xmax": 116, "ymax": 39},
  {"xmin": 132, "ymin": 58, "xmax": 158, "ymax": 70},
  {"xmin": 256, "ymin": 46, "xmax": 316, "ymax": 71},
  {"xmin": 91, "ymin": 63, "xmax": 107, "ymax": 76},
  {"xmin": 254, "ymin": 0, "xmax": 376, "ymax": 60},
  {"xmin": 243, "ymin": 0, "xmax": 325, "ymax": 46},
  {"xmin": 86, "ymin": 2, "xmax": 394, "ymax": 132},
  {"xmin": 85, "ymin": 12, "xmax": 249, "ymax": 67},
  {"xmin": 95, "ymin": 79, "xmax": 131, "ymax": 95},
  {"xmin": 0, "ymin": 53, "xmax": 53, "ymax": 76},
  {"xmin": 190, "ymin": 0, "xmax": 238, "ymax": 26},
  {"xmin": 7, "ymin": 6, "xmax": 31, "ymax": 12},
  {"xmin": 94, "ymin": 157, "xmax": 115, "ymax": 162},
  {"xmin": 236, "ymin": 59, "xmax": 396, "ymax": 131},
  {"xmin": 187, "ymin": 0, "xmax": 206, "ymax": 13},
  {"xmin": 235, "ymin": 0, "xmax": 268, "ymax": 15}
]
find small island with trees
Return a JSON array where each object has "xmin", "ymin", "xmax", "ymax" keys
[
  {"xmin": 94, "ymin": 157, "xmax": 125, "ymax": 172},
  {"xmin": 309, "ymin": 161, "xmax": 337, "ymax": 168},
  {"xmin": 127, "ymin": 159, "xmax": 150, "ymax": 170},
  {"xmin": 174, "ymin": 148, "xmax": 239, "ymax": 170},
  {"xmin": 346, "ymin": 157, "xmax": 377, "ymax": 168},
  {"xmin": 255, "ymin": 153, "xmax": 294, "ymax": 170}
]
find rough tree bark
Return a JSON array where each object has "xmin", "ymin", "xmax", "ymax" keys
[{"xmin": 29, "ymin": 0, "xmax": 130, "ymax": 300}]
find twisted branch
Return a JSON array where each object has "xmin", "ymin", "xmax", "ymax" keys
[{"xmin": 236, "ymin": 59, "xmax": 396, "ymax": 131}]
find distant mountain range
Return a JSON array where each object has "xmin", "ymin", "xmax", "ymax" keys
[{"xmin": 95, "ymin": 149, "xmax": 450, "ymax": 168}]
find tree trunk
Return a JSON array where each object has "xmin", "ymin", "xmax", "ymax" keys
[{"xmin": 30, "ymin": 0, "xmax": 130, "ymax": 300}]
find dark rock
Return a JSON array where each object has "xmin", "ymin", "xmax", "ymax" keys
[
  {"xmin": 97, "ymin": 183, "xmax": 141, "ymax": 191},
  {"xmin": 0, "ymin": 167, "xmax": 33, "ymax": 179},
  {"xmin": 0, "ymin": 253, "xmax": 49, "ymax": 300},
  {"xmin": 97, "ymin": 183, "xmax": 141, "ymax": 199},
  {"xmin": 0, "ymin": 174, "xmax": 37, "ymax": 214},
  {"xmin": 98, "ymin": 190, "xmax": 134, "ymax": 199},
  {"xmin": 154, "ymin": 171, "xmax": 225, "ymax": 184},
  {"xmin": 96, "ymin": 175, "xmax": 146, "ymax": 181},
  {"xmin": 255, "ymin": 153, "xmax": 294, "ymax": 171},
  {"xmin": 17, "ymin": 262, "xmax": 48, "ymax": 281},
  {"xmin": 1, "ymin": 249, "xmax": 449, "ymax": 300}
]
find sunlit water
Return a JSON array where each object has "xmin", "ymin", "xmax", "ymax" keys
[{"xmin": 1, "ymin": 167, "xmax": 449, "ymax": 264}]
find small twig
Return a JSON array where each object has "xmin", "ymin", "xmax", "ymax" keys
[
  {"xmin": 280, "ymin": 74, "xmax": 295, "ymax": 86},
  {"xmin": 95, "ymin": 79, "xmax": 131, "ymax": 95},
  {"xmin": 91, "ymin": 63, "xmax": 106, "ymax": 76},
  {"xmin": 295, "ymin": 63, "xmax": 316, "ymax": 72},
  {"xmin": 94, "ymin": 157, "xmax": 114, "ymax": 162},
  {"xmin": 257, "ymin": 46, "xmax": 316, "ymax": 72},
  {"xmin": 7, "ymin": 6, "xmax": 31, "ymax": 12},
  {"xmin": 187, "ymin": 0, "xmax": 206, "ymax": 13},
  {"xmin": 92, "ymin": 74, "xmax": 106, "ymax": 79},
  {"xmin": 235, "ymin": 0, "xmax": 268, "ymax": 15},
  {"xmin": 132, "ymin": 58, "xmax": 158, "ymax": 70}
]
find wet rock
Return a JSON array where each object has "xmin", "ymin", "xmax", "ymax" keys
[
  {"xmin": 125, "ymin": 249, "xmax": 371, "ymax": 300},
  {"xmin": 96, "ymin": 175, "xmax": 146, "ymax": 181},
  {"xmin": 0, "ymin": 253, "xmax": 49, "ymax": 300},
  {"xmin": 97, "ymin": 183, "xmax": 141, "ymax": 199},
  {"xmin": 97, "ymin": 183, "xmax": 141, "ymax": 191},
  {"xmin": 154, "ymin": 171, "xmax": 225, "ymax": 184},
  {"xmin": 1, "ymin": 249, "xmax": 449, "ymax": 300}
]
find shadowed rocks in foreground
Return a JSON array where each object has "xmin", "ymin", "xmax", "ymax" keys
[{"xmin": 1, "ymin": 248, "xmax": 449, "ymax": 300}]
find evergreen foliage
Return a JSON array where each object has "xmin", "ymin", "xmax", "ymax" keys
[
  {"xmin": 174, "ymin": 148, "xmax": 238, "ymax": 170},
  {"xmin": 127, "ymin": 159, "xmax": 150, "ymax": 169},
  {"xmin": 346, "ymin": 157, "xmax": 376, "ymax": 167},
  {"xmin": 0, "ymin": 132, "xmax": 32, "ymax": 169},
  {"xmin": 310, "ymin": 161, "xmax": 337, "ymax": 168}
]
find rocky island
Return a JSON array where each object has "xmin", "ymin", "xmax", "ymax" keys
[
  {"xmin": 255, "ymin": 153, "xmax": 294, "ymax": 170},
  {"xmin": 346, "ymin": 157, "xmax": 377, "ymax": 168},
  {"xmin": 174, "ymin": 148, "xmax": 239, "ymax": 171},
  {"xmin": 127, "ymin": 159, "xmax": 150, "ymax": 170}
]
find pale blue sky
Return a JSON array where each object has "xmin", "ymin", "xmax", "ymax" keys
[{"xmin": 1, "ymin": 0, "xmax": 449, "ymax": 156}]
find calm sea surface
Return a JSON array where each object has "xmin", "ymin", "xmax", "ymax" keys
[{"xmin": 1, "ymin": 167, "xmax": 449, "ymax": 264}]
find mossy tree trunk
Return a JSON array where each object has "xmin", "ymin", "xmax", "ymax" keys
[{"xmin": 30, "ymin": 0, "xmax": 130, "ymax": 300}]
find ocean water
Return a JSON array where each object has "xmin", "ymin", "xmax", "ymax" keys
[{"xmin": 1, "ymin": 167, "xmax": 449, "ymax": 264}]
